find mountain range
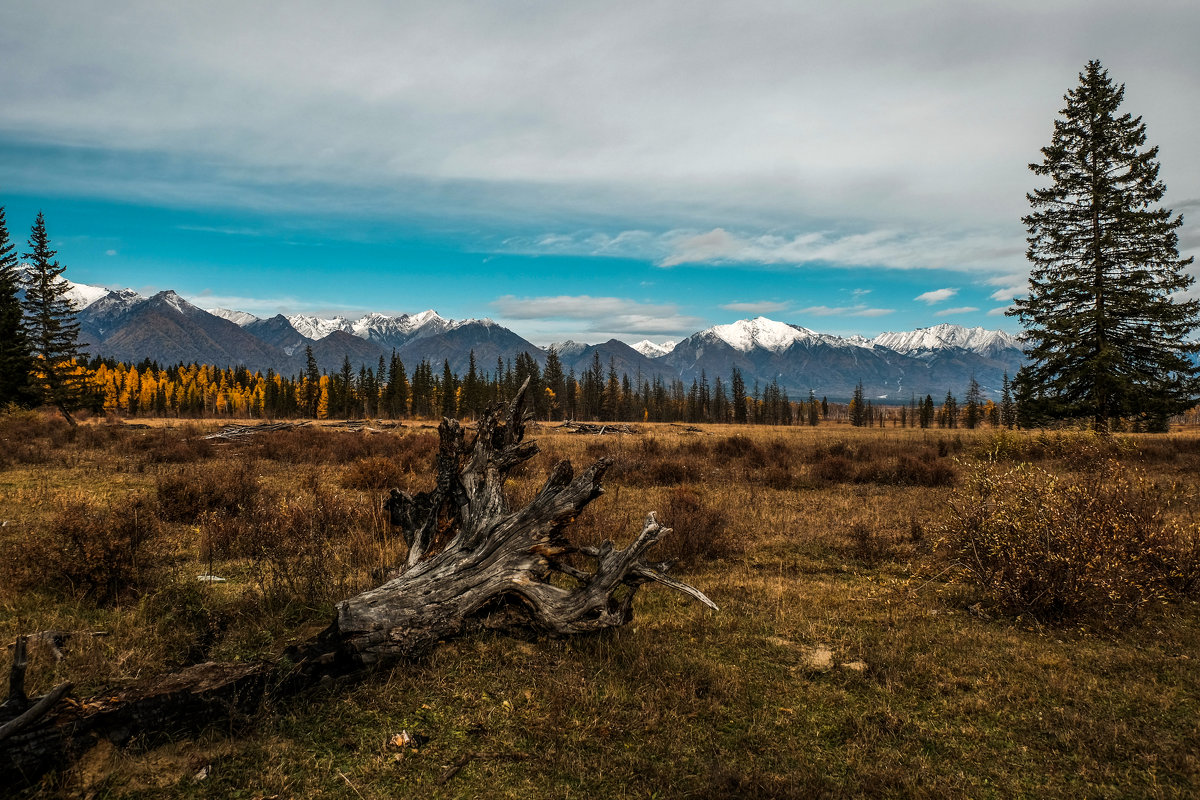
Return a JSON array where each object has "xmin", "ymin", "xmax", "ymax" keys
[{"xmin": 23, "ymin": 269, "xmax": 1026, "ymax": 401}]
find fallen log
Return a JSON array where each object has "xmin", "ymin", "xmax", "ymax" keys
[
  {"xmin": 2, "ymin": 379, "xmax": 714, "ymax": 787},
  {"xmin": 203, "ymin": 421, "xmax": 310, "ymax": 440},
  {"xmin": 556, "ymin": 420, "xmax": 640, "ymax": 435}
]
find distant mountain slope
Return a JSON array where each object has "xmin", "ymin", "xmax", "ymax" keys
[
  {"xmin": 93, "ymin": 292, "xmax": 286, "ymax": 372},
  {"xmin": 48, "ymin": 268, "xmax": 1026, "ymax": 399},
  {"xmin": 397, "ymin": 320, "xmax": 544, "ymax": 376}
]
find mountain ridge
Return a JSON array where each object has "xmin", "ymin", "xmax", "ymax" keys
[{"xmin": 23, "ymin": 269, "xmax": 1027, "ymax": 400}]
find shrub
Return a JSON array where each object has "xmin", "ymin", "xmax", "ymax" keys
[
  {"xmin": 658, "ymin": 488, "xmax": 735, "ymax": 565},
  {"xmin": 934, "ymin": 461, "xmax": 1200, "ymax": 624},
  {"xmin": 156, "ymin": 461, "xmax": 261, "ymax": 522},
  {"xmin": 5, "ymin": 493, "xmax": 165, "ymax": 602},
  {"xmin": 342, "ymin": 455, "xmax": 406, "ymax": 490},
  {"xmin": 201, "ymin": 485, "xmax": 381, "ymax": 604}
]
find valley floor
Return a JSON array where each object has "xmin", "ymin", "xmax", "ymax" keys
[{"xmin": 1, "ymin": 413, "xmax": 1198, "ymax": 798}]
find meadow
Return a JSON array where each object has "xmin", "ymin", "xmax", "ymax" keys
[{"xmin": 1, "ymin": 411, "xmax": 1198, "ymax": 798}]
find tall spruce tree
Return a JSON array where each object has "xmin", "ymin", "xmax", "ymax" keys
[
  {"xmin": 0, "ymin": 207, "xmax": 34, "ymax": 407},
  {"xmin": 1011, "ymin": 60, "xmax": 1199, "ymax": 431},
  {"xmin": 20, "ymin": 213, "xmax": 89, "ymax": 425}
]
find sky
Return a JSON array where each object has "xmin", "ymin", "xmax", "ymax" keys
[{"xmin": 1, "ymin": 0, "xmax": 1197, "ymax": 346}]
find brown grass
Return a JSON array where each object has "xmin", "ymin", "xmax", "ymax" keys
[{"xmin": 1, "ymin": 411, "xmax": 1199, "ymax": 797}]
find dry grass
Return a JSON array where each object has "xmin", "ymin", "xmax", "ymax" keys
[{"xmin": 1, "ymin": 412, "xmax": 1199, "ymax": 797}]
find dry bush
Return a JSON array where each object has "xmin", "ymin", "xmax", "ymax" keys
[
  {"xmin": 254, "ymin": 427, "xmax": 426, "ymax": 466},
  {"xmin": 341, "ymin": 455, "xmax": 406, "ymax": 490},
  {"xmin": 657, "ymin": 487, "xmax": 736, "ymax": 566},
  {"xmin": 118, "ymin": 425, "xmax": 214, "ymax": 464},
  {"xmin": 3, "ymin": 493, "xmax": 165, "ymax": 603},
  {"xmin": 855, "ymin": 453, "xmax": 957, "ymax": 487},
  {"xmin": 847, "ymin": 521, "xmax": 897, "ymax": 565},
  {"xmin": 201, "ymin": 484, "xmax": 382, "ymax": 605},
  {"xmin": 614, "ymin": 456, "xmax": 701, "ymax": 487},
  {"xmin": 156, "ymin": 461, "xmax": 262, "ymax": 522},
  {"xmin": 971, "ymin": 429, "xmax": 1131, "ymax": 465},
  {"xmin": 935, "ymin": 461, "xmax": 1200, "ymax": 624}
]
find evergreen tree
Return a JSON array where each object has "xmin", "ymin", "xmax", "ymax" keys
[
  {"xmin": 919, "ymin": 394, "xmax": 935, "ymax": 429},
  {"xmin": 1011, "ymin": 60, "xmax": 1199, "ymax": 431},
  {"xmin": 999, "ymin": 371, "xmax": 1017, "ymax": 429},
  {"xmin": 20, "ymin": 213, "xmax": 89, "ymax": 425},
  {"xmin": 0, "ymin": 207, "xmax": 34, "ymax": 407},
  {"xmin": 731, "ymin": 368, "xmax": 747, "ymax": 424},
  {"xmin": 302, "ymin": 345, "xmax": 320, "ymax": 416},
  {"xmin": 542, "ymin": 346, "xmax": 566, "ymax": 421},
  {"xmin": 963, "ymin": 375, "xmax": 983, "ymax": 429},
  {"xmin": 849, "ymin": 381, "xmax": 866, "ymax": 427}
]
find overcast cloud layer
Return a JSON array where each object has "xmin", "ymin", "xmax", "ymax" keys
[{"xmin": 1, "ymin": 1, "xmax": 1197, "ymax": 341}]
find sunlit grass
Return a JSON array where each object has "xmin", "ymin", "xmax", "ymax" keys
[{"xmin": 1, "ymin": 412, "xmax": 1199, "ymax": 797}]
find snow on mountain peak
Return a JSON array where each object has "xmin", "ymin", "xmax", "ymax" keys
[
  {"xmin": 707, "ymin": 317, "xmax": 812, "ymax": 353},
  {"xmin": 208, "ymin": 308, "xmax": 260, "ymax": 326},
  {"xmin": 287, "ymin": 314, "xmax": 353, "ymax": 340},
  {"xmin": 872, "ymin": 324, "xmax": 1021, "ymax": 355},
  {"xmin": 631, "ymin": 340, "xmax": 676, "ymax": 358}
]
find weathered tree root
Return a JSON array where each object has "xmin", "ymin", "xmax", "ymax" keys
[{"xmin": 1, "ymin": 379, "xmax": 715, "ymax": 788}]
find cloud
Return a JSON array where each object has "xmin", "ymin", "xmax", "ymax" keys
[
  {"xmin": 987, "ymin": 305, "xmax": 1013, "ymax": 316},
  {"xmin": 1, "ymin": 2, "xmax": 1197, "ymax": 291},
  {"xmin": 514, "ymin": 226, "xmax": 1026, "ymax": 275},
  {"xmin": 915, "ymin": 288, "xmax": 958, "ymax": 304},
  {"xmin": 104, "ymin": 249, "xmax": 118, "ymax": 256},
  {"xmin": 720, "ymin": 300, "xmax": 791, "ymax": 314},
  {"xmin": 798, "ymin": 305, "xmax": 894, "ymax": 318},
  {"xmin": 658, "ymin": 228, "xmax": 1021, "ymax": 272},
  {"xmin": 936, "ymin": 306, "xmax": 980, "ymax": 316},
  {"xmin": 492, "ymin": 294, "xmax": 703, "ymax": 336},
  {"xmin": 184, "ymin": 290, "xmax": 371, "ymax": 317},
  {"xmin": 985, "ymin": 272, "xmax": 1028, "ymax": 301}
]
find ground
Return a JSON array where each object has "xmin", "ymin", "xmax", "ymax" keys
[{"xmin": 1, "ymin": 413, "xmax": 1198, "ymax": 798}]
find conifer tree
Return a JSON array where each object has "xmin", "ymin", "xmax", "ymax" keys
[
  {"xmin": 849, "ymin": 381, "xmax": 866, "ymax": 427},
  {"xmin": 999, "ymin": 371, "xmax": 1017, "ymax": 429},
  {"xmin": 731, "ymin": 368, "xmax": 747, "ymax": 424},
  {"xmin": 20, "ymin": 212, "xmax": 89, "ymax": 425},
  {"xmin": 963, "ymin": 375, "xmax": 983, "ymax": 429},
  {"xmin": 0, "ymin": 207, "xmax": 34, "ymax": 407},
  {"xmin": 1011, "ymin": 60, "xmax": 1199, "ymax": 431}
]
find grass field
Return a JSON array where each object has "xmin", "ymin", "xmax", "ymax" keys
[{"xmin": 2, "ymin": 411, "xmax": 1199, "ymax": 798}]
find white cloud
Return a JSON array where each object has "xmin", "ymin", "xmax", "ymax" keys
[
  {"xmin": 936, "ymin": 306, "xmax": 980, "ymax": 316},
  {"xmin": 985, "ymin": 272, "xmax": 1028, "ymax": 301},
  {"xmin": 514, "ymin": 226, "xmax": 1025, "ymax": 274},
  {"xmin": 104, "ymin": 249, "xmax": 118, "ymax": 256},
  {"xmin": 987, "ymin": 305, "xmax": 1013, "ymax": 316},
  {"xmin": 799, "ymin": 305, "xmax": 894, "ymax": 318},
  {"xmin": 720, "ymin": 300, "xmax": 791, "ymax": 314},
  {"xmin": 184, "ymin": 290, "xmax": 371, "ymax": 317},
  {"xmin": 492, "ymin": 294, "xmax": 703, "ymax": 336},
  {"xmin": 915, "ymin": 288, "xmax": 958, "ymax": 304}
]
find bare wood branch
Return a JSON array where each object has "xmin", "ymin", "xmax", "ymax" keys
[{"xmin": 0, "ymin": 682, "xmax": 72, "ymax": 743}]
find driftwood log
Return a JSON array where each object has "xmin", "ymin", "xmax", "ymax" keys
[{"xmin": 1, "ymin": 380, "xmax": 714, "ymax": 788}]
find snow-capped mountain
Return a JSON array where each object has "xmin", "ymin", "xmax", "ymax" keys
[
  {"xmin": 287, "ymin": 314, "xmax": 354, "ymax": 340},
  {"xmin": 872, "ymin": 324, "xmax": 1023, "ymax": 357},
  {"xmin": 662, "ymin": 316, "xmax": 1024, "ymax": 400},
  {"xmin": 704, "ymin": 317, "xmax": 816, "ymax": 352},
  {"xmin": 208, "ymin": 308, "xmax": 260, "ymax": 326},
  {"xmin": 15, "ymin": 263, "xmax": 138, "ymax": 311},
  {"xmin": 631, "ymin": 339, "xmax": 676, "ymax": 358},
  {"xmin": 44, "ymin": 263, "xmax": 1027, "ymax": 400},
  {"xmin": 549, "ymin": 341, "xmax": 588, "ymax": 359},
  {"xmin": 351, "ymin": 310, "xmax": 451, "ymax": 349}
]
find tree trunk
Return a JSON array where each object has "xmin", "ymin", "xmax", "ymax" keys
[{"xmin": 1, "ymin": 379, "xmax": 715, "ymax": 787}]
